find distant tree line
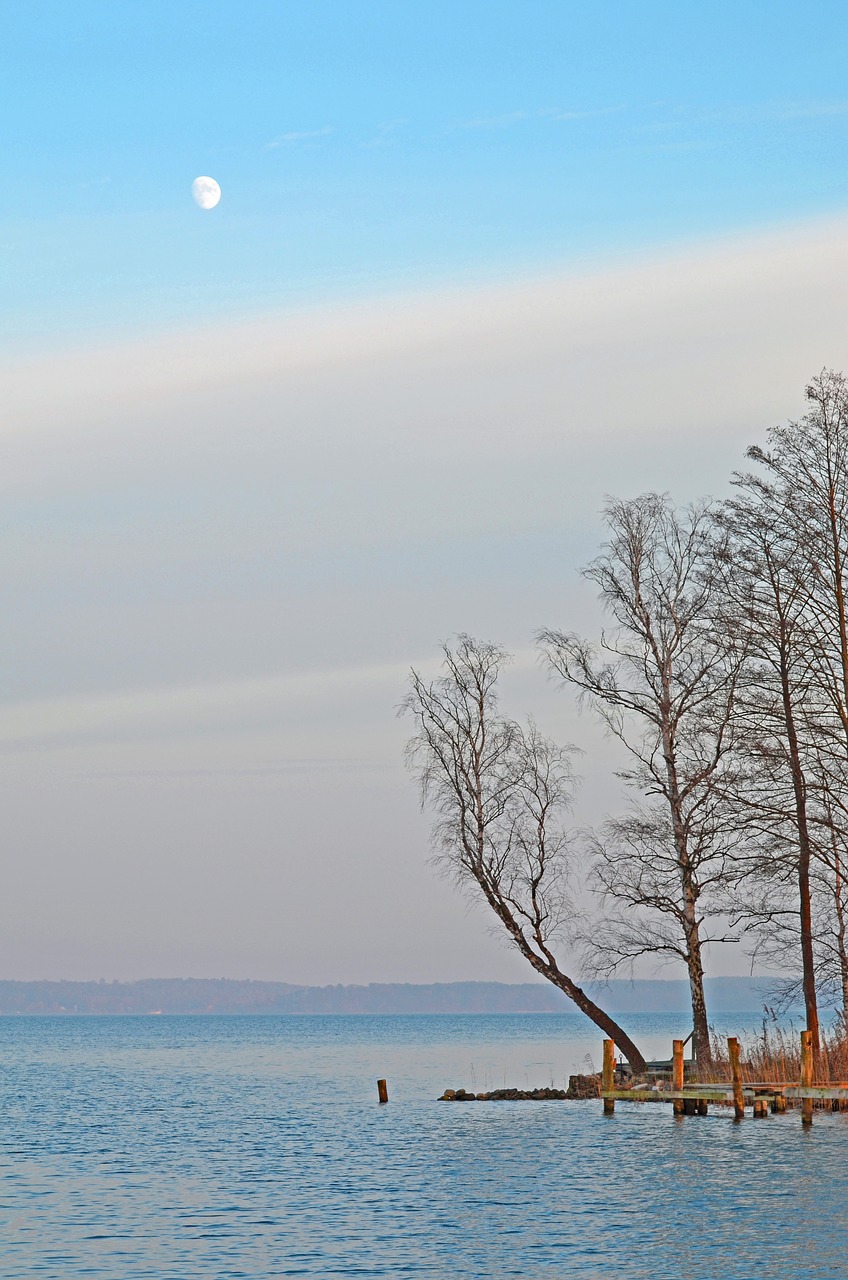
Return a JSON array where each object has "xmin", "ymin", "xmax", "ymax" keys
[{"xmin": 403, "ymin": 369, "xmax": 848, "ymax": 1075}]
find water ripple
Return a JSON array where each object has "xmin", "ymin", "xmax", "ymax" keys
[{"xmin": 1, "ymin": 1014, "xmax": 846, "ymax": 1278}]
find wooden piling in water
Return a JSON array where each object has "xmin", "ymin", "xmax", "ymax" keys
[
  {"xmin": 728, "ymin": 1037, "xmax": 745, "ymax": 1120},
  {"xmin": 590, "ymin": 1027, "xmax": 848, "ymax": 1125},
  {"xmin": 377, "ymin": 1078, "xmax": 388, "ymax": 1104},
  {"xmin": 800, "ymin": 1031, "xmax": 813, "ymax": 1126},
  {"xmin": 672, "ymin": 1039, "xmax": 685, "ymax": 1116},
  {"xmin": 603, "ymin": 1039, "xmax": 615, "ymax": 1114}
]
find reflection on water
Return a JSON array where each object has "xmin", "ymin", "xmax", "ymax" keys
[{"xmin": 0, "ymin": 1014, "xmax": 846, "ymax": 1278}]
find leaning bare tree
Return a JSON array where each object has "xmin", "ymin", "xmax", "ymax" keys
[
  {"xmin": 402, "ymin": 634, "xmax": 646, "ymax": 1073},
  {"xmin": 540, "ymin": 495, "xmax": 743, "ymax": 1066}
]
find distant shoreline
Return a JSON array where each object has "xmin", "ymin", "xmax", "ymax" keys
[{"xmin": 0, "ymin": 976, "xmax": 798, "ymax": 1017}]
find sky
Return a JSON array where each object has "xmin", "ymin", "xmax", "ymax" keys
[
  {"xmin": 6, "ymin": 1, "xmax": 848, "ymax": 346},
  {"xmin": 4, "ymin": 2, "xmax": 848, "ymax": 984}
]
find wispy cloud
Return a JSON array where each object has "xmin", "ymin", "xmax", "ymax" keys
[
  {"xmin": 0, "ymin": 659, "xmax": 416, "ymax": 753},
  {"xmin": 655, "ymin": 100, "xmax": 848, "ymax": 130},
  {"xmin": 455, "ymin": 105, "xmax": 623, "ymax": 130},
  {"xmin": 361, "ymin": 118, "xmax": 408, "ymax": 149},
  {"xmin": 775, "ymin": 100, "xmax": 848, "ymax": 121},
  {"xmin": 264, "ymin": 126, "xmax": 334, "ymax": 150}
]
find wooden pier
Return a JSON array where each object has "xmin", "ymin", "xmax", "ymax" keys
[{"xmin": 602, "ymin": 1031, "xmax": 848, "ymax": 1124}]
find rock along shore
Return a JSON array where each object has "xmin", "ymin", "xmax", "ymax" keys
[{"xmin": 439, "ymin": 1074, "xmax": 602, "ymax": 1102}]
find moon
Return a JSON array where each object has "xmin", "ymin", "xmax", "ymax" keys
[{"xmin": 192, "ymin": 176, "xmax": 221, "ymax": 210}]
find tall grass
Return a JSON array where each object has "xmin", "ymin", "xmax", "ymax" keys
[{"xmin": 703, "ymin": 1010, "xmax": 848, "ymax": 1083}]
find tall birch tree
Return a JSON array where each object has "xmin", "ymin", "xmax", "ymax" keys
[{"xmin": 540, "ymin": 495, "xmax": 742, "ymax": 1066}]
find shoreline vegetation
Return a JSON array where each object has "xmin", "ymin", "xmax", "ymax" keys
[
  {"xmin": 440, "ymin": 1022, "xmax": 848, "ymax": 1106},
  {"xmin": 702, "ymin": 1018, "xmax": 848, "ymax": 1087},
  {"xmin": 405, "ymin": 371, "xmax": 848, "ymax": 1078},
  {"xmin": 0, "ymin": 976, "xmax": 786, "ymax": 1016}
]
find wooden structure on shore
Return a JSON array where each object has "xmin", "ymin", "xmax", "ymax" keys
[{"xmin": 602, "ymin": 1031, "xmax": 848, "ymax": 1125}]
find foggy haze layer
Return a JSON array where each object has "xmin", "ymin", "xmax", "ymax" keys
[{"xmin": 5, "ymin": 215, "xmax": 848, "ymax": 983}]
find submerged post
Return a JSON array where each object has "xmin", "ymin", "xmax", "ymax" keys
[
  {"xmin": 603, "ymin": 1039, "xmax": 615, "ymax": 1115},
  {"xmin": 800, "ymin": 1031, "xmax": 813, "ymax": 1126},
  {"xmin": 728, "ymin": 1037, "xmax": 744, "ymax": 1120},
  {"xmin": 672, "ymin": 1039, "xmax": 685, "ymax": 1116},
  {"xmin": 377, "ymin": 1078, "xmax": 389, "ymax": 1104}
]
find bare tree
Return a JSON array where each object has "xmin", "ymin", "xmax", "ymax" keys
[
  {"xmin": 583, "ymin": 800, "xmax": 736, "ymax": 1006},
  {"xmin": 718, "ymin": 470, "xmax": 823, "ymax": 1064},
  {"xmin": 402, "ymin": 635, "xmax": 647, "ymax": 1073},
  {"xmin": 540, "ymin": 495, "xmax": 742, "ymax": 1066},
  {"xmin": 716, "ymin": 376, "xmax": 848, "ymax": 1062},
  {"xmin": 729, "ymin": 764, "xmax": 848, "ymax": 1028},
  {"xmin": 741, "ymin": 372, "xmax": 848, "ymax": 1042},
  {"xmin": 747, "ymin": 372, "xmax": 848, "ymax": 754},
  {"xmin": 812, "ymin": 770, "xmax": 848, "ymax": 1021}
]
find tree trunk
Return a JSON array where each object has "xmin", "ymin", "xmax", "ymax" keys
[
  {"xmin": 684, "ymin": 919, "xmax": 711, "ymax": 1066},
  {"xmin": 798, "ymin": 854, "xmax": 821, "ymax": 1071},
  {"xmin": 834, "ymin": 846, "xmax": 848, "ymax": 1024},
  {"xmin": 824, "ymin": 486, "xmax": 848, "ymax": 1025},
  {"xmin": 532, "ymin": 953, "xmax": 648, "ymax": 1075},
  {"xmin": 484, "ymin": 886, "xmax": 648, "ymax": 1074},
  {"xmin": 661, "ymin": 715, "xmax": 713, "ymax": 1066},
  {"xmin": 779, "ymin": 648, "xmax": 822, "ymax": 1071}
]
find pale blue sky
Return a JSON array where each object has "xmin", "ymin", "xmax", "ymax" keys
[
  {"xmin": 5, "ymin": 5, "xmax": 848, "ymax": 984},
  {"xmin": 5, "ymin": 1, "xmax": 848, "ymax": 343}
]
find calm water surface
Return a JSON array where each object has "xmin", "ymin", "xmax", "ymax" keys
[{"xmin": 0, "ymin": 1014, "xmax": 846, "ymax": 1278}]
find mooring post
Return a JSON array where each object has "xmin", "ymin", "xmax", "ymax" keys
[
  {"xmin": 728, "ymin": 1037, "xmax": 744, "ymax": 1120},
  {"xmin": 377, "ymin": 1078, "xmax": 389, "ymax": 1104},
  {"xmin": 672, "ymin": 1038, "xmax": 685, "ymax": 1116},
  {"xmin": 800, "ymin": 1030, "xmax": 813, "ymax": 1126},
  {"xmin": 603, "ymin": 1039, "xmax": 615, "ymax": 1115}
]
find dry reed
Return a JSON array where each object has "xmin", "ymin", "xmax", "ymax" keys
[{"xmin": 700, "ymin": 1010, "xmax": 848, "ymax": 1084}]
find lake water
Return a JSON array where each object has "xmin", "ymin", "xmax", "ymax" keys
[{"xmin": 1, "ymin": 1013, "xmax": 846, "ymax": 1278}]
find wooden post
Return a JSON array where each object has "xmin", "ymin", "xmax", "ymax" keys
[
  {"xmin": 377, "ymin": 1078, "xmax": 388, "ymax": 1104},
  {"xmin": 772, "ymin": 1093, "xmax": 787, "ymax": 1114},
  {"xmin": 753, "ymin": 1098, "xmax": 767, "ymax": 1118},
  {"xmin": 800, "ymin": 1030, "xmax": 813, "ymax": 1126},
  {"xmin": 697, "ymin": 1098, "xmax": 708, "ymax": 1116},
  {"xmin": 728, "ymin": 1037, "xmax": 744, "ymax": 1120},
  {"xmin": 672, "ymin": 1039, "xmax": 685, "ymax": 1116},
  {"xmin": 603, "ymin": 1039, "xmax": 615, "ymax": 1114}
]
